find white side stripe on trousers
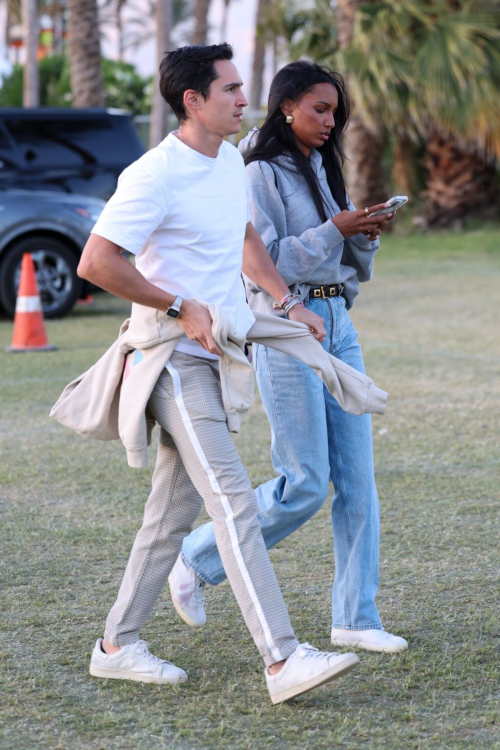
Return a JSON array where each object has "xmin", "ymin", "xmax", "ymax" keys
[{"xmin": 166, "ymin": 362, "xmax": 283, "ymax": 664}]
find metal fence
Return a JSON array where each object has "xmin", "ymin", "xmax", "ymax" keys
[{"xmin": 133, "ymin": 111, "xmax": 267, "ymax": 151}]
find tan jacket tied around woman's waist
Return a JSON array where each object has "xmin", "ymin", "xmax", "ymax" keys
[{"xmin": 50, "ymin": 302, "xmax": 388, "ymax": 468}]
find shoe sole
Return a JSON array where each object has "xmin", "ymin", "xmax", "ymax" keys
[
  {"xmin": 89, "ymin": 664, "xmax": 187, "ymax": 684},
  {"xmin": 168, "ymin": 573, "xmax": 205, "ymax": 630},
  {"xmin": 331, "ymin": 638, "xmax": 408, "ymax": 653},
  {"xmin": 269, "ymin": 653, "xmax": 359, "ymax": 705}
]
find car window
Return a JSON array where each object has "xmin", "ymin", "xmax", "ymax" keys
[
  {"xmin": 3, "ymin": 116, "xmax": 141, "ymax": 169},
  {"xmin": 4, "ymin": 119, "xmax": 86, "ymax": 167},
  {"xmin": 0, "ymin": 122, "xmax": 21, "ymax": 170}
]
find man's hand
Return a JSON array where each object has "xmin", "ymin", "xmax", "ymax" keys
[
  {"xmin": 178, "ymin": 299, "xmax": 222, "ymax": 355},
  {"xmin": 287, "ymin": 305, "xmax": 326, "ymax": 341}
]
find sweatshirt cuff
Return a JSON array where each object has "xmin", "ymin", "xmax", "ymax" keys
[
  {"xmin": 226, "ymin": 409, "xmax": 243, "ymax": 433},
  {"xmin": 366, "ymin": 384, "xmax": 388, "ymax": 415},
  {"xmin": 126, "ymin": 447, "xmax": 149, "ymax": 468},
  {"xmin": 317, "ymin": 218, "xmax": 345, "ymax": 251}
]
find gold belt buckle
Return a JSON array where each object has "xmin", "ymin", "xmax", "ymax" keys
[{"xmin": 321, "ymin": 285, "xmax": 328, "ymax": 299}]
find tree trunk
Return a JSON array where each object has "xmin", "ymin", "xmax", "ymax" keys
[
  {"xmin": 150, "ymin": 0, "xmax": 172, "ymax": 148},
  {"xmin": 116, "ymin": 0, "xmax": 125, "ymax": 61},
  {"xmin": 68, "ymin": 0, "xmax": 104, "ymax": 107},
  {"xmin": 392, "ymin": 133, "xmax": 416, "ymax": 197},
  {"xmin": 336, "ymin": 0, "xmax": 358, "ymax": 50},
  {"xmin": 4, "ymin": 2, "xmax": 12, "ymax": 48},
  {"xmin": 22, "ymin": 0, "xmax": 39, "ymax": 107},
  {"xmin": 220, "ymin": 0, "xmax": 230, "ymax": 41},
  {"xmin": 337, "ymin": 0, "xmax": 386, "ymax": 208},
  {"xmin": 192, "ymin": 0, "xmax": 211, "ymax": 45},
  {"xmin": 343, "ymin": 112, "xmax": 386, "ymax": 208},
  {"xmin": 249, "ymin": 0, "xmax": 270, "ymax": 111},
  {"xmin": 421, "ymin": 133, "xmax": 499, "ymax": 227}
]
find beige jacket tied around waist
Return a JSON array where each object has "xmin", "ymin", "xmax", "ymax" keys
[{"xmin": 50, "ymin": 302, "xmax": 388, "ymax": 468}]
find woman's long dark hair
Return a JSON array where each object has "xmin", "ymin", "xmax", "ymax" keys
[{"xmin": 245, "ymin": 60, "xmax": 350, "ymax": 219}]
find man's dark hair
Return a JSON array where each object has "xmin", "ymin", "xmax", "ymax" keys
[{"xmin": 159, "ymin": 44, "xmax": 234, "ymax": 122}]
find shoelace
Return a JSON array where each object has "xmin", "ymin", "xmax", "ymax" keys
[
  {"xmin": 297, "ymin": 643, "xmax": 340, "ymax": 660},
  {"xmin": 131, "ymin": 640, "xmax": 169, "ymax": 666}
]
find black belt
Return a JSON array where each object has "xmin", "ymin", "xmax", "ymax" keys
[{"xmin": 309, "ymin": 283, "xmax": 345, "ymax": 300}]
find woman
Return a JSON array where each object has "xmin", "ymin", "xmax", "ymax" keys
[{"xmin": 172, "ymin": 61, "xmax": 407, "ymax": 653}]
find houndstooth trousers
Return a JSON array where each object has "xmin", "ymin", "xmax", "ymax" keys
[{"xmin": 104, "ymin": 351, "xmax": 299, "ymax": 666}]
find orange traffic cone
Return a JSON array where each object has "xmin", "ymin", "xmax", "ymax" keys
[
  {"xmin": 5, "ymin": 253, "xmax": 57, "ymax": 352},
  {"xmin": 76, "ymin": 294, "xmax": 95, "ymax": 306}
]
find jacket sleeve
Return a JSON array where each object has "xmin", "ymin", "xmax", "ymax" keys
[
  {"xmin": 247, "ymin": 311, "xmax": 388, "ymax": 416},
  {"xmin": 340, "ymin": 198, "xmax": 380, "ymax": 283},
  {"xmin": 246, "ymin": 161, "xmax": 346, "ymax": 287}
]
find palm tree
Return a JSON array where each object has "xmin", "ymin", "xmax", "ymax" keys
[
  {"xmin": 192, "ymin": 0, "xmax": 211, "ymax": 44},
  {"xmin": 249, "ymin": 0, "xmax": 271, "ymax": 111},
  {"xmin": 343, "ymin": 0, "xmax": 500, "ymax": 224},
  {"xmin": 22, "ymin": 0, "xmax": 39, "ymax": 106},
  {"xmin": 293, "ymin": 0, "xmax": 500, "ymax": 223},
  {"xmin": 68, "ymin": 0, "xmax": 104, "ymax": 107},
  {"xmin": 293, "ymin": 0, "xmax": 386, "ymax": 208},
  {"xmin": 150, "ymin": 0, "xmax": 172, "ymax": 148},
  {"xmin": 220, "ymin": 0, "xmax": 231, "ymax": 41},
  {"xmin": 336, "ymin": 0, "xmax": 386, "ymax": 209}
]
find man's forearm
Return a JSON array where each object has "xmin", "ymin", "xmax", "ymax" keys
[
  {"xmin": 242, "ymin": 224, "xmax": 290, "ymax": 302},
  {"xmin": 78, "ymin": 234, "xmax": 175, "ymax": 311}
]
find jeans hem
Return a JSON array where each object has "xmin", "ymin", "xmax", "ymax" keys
[
  {"xmin": 182, "ymin": 552, "xmax": 220, "ymax": 587},
  {"xmin": 331, "ymin": 623, "xmax": 382, "ymax": 631}
]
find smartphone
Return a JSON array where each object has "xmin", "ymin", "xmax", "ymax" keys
[{"xmin": 368, "ymin": 195, "xmax": 408, "ymax": 218}]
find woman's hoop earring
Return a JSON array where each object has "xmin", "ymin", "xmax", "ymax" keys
[{"xmin": 285, "ymin": 115, "xmax": 294, "ymax": 124}]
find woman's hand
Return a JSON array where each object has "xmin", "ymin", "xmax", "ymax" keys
[
  {"xmin": 366, "ymin": 210, "xmax": 396, "ymax": 240},
  {"xmin": 287, "ymin": 305, "xmax": 326, "ymax": 341},
  {"xmin": 332, "ymin": 203, "xmax": 394, "ymax": 239}
]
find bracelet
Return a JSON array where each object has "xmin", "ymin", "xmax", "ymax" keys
[
  {"xmin": 283, "ymin": 299, "xmax": 304, "ymax": 316},
  {"xmin": 273, "ymin": 292, "xmax": 300, "ymax": 311}
]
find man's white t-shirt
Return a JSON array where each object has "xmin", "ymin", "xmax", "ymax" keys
[{"xmin": 92, "ymin": 132, "xmax": 255, "ymax": 359}]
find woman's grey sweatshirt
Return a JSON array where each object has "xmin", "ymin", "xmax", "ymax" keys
[{"xmin": 238, "ymin": 129, "xmax": 379, "ymax": 313}]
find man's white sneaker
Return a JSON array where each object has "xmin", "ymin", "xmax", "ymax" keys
[
  {"xmin": 265, "ymin": 643, "xmax": 359, "ymax": 705},
  {"xmin": 331, "ymin": 627, "xmax": 408, "ymax": 653},
  {"xmin": 89, "ymin": 639, "xmax": 188, "ymax": 684},
  {"xmin": 168, "ymin": 555, "xmax": 206, "ymax": 629}
]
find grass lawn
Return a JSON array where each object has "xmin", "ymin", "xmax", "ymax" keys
[{"xmin": 1, "ymin": 228, "xmax": 499, "ymax": 749}]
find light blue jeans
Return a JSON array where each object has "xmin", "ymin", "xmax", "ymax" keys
[{"xmin": 181, "ymin": 296, "xmax": 382, "ymax": 630}]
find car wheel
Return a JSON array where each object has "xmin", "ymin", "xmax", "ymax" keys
[{"xmin": 0, "ymin": 236, "xmax": 82, "ymax": 319}]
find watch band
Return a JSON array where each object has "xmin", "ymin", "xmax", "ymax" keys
[{"xmin": 166, "ymin": 295, "xmax": 183, "ymax": 318}]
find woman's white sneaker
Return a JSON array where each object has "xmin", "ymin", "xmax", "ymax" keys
[
  {"xmin": 89, "ymin": 639, "xmax": 188, "ymax": 684},
  {"xmin": 168, "ymin": 555, "xmax": 206, "ymax": 629},
  {"xmin": 331, "ymin": 627, "xmax": 408, "ymax": 653},
  {"xmin": 265, "ymin": 643, "xmax": 359, "ymax": 705}
]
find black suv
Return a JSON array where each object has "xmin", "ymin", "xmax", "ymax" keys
[{"xmin": 0, "ymin": 108, "xmax": 144, "ymax": 200}]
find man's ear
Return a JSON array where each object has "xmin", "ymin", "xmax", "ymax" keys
[{"xmin": 183, "ymin": 89, "xmax": 201, "ymax": 115}]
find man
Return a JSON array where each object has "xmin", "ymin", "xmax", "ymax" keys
[{"xmin": 78, "ymin": 43, "xmax": 359, "ymax": 705}]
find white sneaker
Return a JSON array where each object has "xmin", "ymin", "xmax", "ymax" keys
[
  {"xmin": 265, "ymin": 643, "xmax": 359, "ymax": 705},
  {"xmin": 331, "ymin": 627, "xmax": 408, "ymax": 653},
  {"xmin": 89, "ymin": 639, "xmax": 188, "ymax": 684},
  {"xmin": 168, "ymin": 555, "xmax": 206, "ymax": 629}
]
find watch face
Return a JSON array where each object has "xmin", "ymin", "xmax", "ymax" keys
[{"xmin": 167, "ymin": 307, "xmax": 180, "ymax": 318}]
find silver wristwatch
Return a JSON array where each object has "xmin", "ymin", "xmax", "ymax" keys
[{"xmin": 166, "ymin": 295, "xmax": 183, "ymax": 319}]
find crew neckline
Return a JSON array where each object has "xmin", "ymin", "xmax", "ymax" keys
[{"xmin": 167, "ymin": 131, "xmax": 222, "ymax": 166}]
